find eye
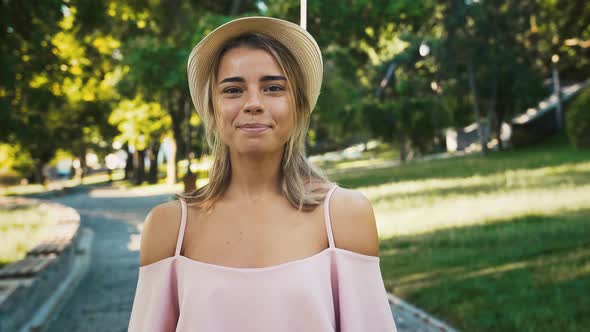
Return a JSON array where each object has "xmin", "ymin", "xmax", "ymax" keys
[
  {"xmin": 222, "ymin": 87, "xmax": 242, "ymax": 94},
  {"xmin": 265, "ymin": 85, "xmax": 285, "ymax": 92}
]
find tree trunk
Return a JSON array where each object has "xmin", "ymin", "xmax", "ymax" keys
[
  {"xmin": 163, "ymin": 93, "xmax": 185, "ymax": 183},
  {"xmin": 467, "ymin": 57, "xmax": 488, "ymax": 156},
  {"xmin": 552, "ymin": 63, "xmax": 564, "ymax": 130},
  {"xmin": 147, "ymin": 142, "xmax": 160, "ymax": 184},
  {"xmin": 496, "ymin": 86, "xmax": 509, "ymax": 151},
  {"xmin": 79, "ymin": 145, "xmax": 88, "ymax": 180},
  {"xmin": 229, "ymin": 0, "xmax": 241, "ymax": 15},
  {"xmin": 35, "ymin": 162, "xmax": 46, "ymax": 186},
  {"xmin": 184, "ymin": 97, "xmax": 192, "ymax": 177},
  {"xmin": 30, "ymin": 151, "xmax": 54, "ymax": 186},
  {"xmin": 182, "ymin": 171, "xmax": 197, "ymax": 193},
  {"xmin": 489, "ymin": 74, "xmax": 501, "ymax": 150},
  {"xmin": 133, "ymin": 149, "xmax": 146, "ymax": 185},
  {"xmin": 124, "ymin": 144, "xmax": 133, "ymax": 180},
  {"xmin": 398, "ymin": 132, "xmax": 407, "ymax": 163}
]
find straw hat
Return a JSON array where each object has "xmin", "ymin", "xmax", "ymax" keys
[{"xmin": 187, "ymin": 16, "xmax": 323, "ymax": 122}]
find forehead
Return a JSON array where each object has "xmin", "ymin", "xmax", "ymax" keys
[{"xmin": 217, "ymin": 47, "xmax": 284, "ymax": 77}]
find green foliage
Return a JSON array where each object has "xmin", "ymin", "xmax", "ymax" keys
[
  {"xmin": 438, "ymin": 0, "xmax": 548, "ymax": 140},
  {"xmin": 112, "ymin": 4, "xmax": 240, "ymax": 163},
  {"xmin": 3, "ymin": 0, "xmax": 589, "ymax": 182},
  {"xmin": 363, "ymin": 96, "xmax": 438, "ymax": 157},
  {"xmin": 1, "ymin": 0, "xmax": 121, "ymax": 181},
  {"xmin": 566, "ymin": 88, "xmax": 590, "ymax": 149},
  {"xmin": 267, "ymin": 0, "xmax": 440, "ymax": 155},
  {"xmin": 536, "ymin": 0, "xmax": 590, "ymax": 81},
  {"xmin": 0, "ymin": 144, "xmax": 34, "ymax": 181},
  {"xmin": 0, "ymin": 0, "xmax": 69, "ymax": 180},
  {"xmin": 109, "ymin": 96, "xmax": 171, "ymax": 150},
  {"xmin": 311, "ymin": 57, "xmax": 369, "ymax": 151}
]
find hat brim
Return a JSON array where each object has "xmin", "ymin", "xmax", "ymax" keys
[{"xmin": 187, "ymin": 16, "xmax": 323, "ymax": 121}]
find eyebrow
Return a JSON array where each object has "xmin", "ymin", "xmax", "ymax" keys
[{"xmin": 218, "ymin": 75, "xmax": 287, "ymax": 84}]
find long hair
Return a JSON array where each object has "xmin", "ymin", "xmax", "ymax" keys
[{"xmin": 178, "ymin": 32, "xmax": 333, "ymax": 213}]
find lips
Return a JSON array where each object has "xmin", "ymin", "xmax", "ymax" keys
[
  {"xmin": 238, "ymin": 123, "xmax": 271, "ymax": 129},
  {"xmin": 238, "ymin": 122, "xmax": 270, "ymax": 134},
  {"xmin": 238, "ymin": 123, "xmax": 270, "ymax": 134}
]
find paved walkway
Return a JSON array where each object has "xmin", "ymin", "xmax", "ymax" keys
[
  {"xmin": 44, "ymin": 187, "xmax": 174, "ymax": 332},
  {"xmin": 42, "ymin": 185, "xmax": 457, "ymax": 332}
]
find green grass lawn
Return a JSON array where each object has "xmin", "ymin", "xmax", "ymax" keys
[
  {"xmin": 330, "ymin": 134, "xmax": 590, "ymax": 332},
  {"xmin": 0, "ymin": 201, "xmax": 59, "ymax": 268}
]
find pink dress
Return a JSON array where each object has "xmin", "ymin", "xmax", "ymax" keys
[{"xmin": 128, "ymin": 186, "xmax": 398, "ymax": 331}]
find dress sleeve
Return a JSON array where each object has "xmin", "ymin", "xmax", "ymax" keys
[
  {"xmin": 332, "ymin": 253, "xmax": 398, "ymax": 332},
  {"xmin": 128, "ymin": 260, "xmax": 179, "ymax": 332}
]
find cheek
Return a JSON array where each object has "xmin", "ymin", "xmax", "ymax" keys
[
  {"xmin": 217, "ymin": 101, "xmax": 240, "ymax": 134},
  {"xmin": 274, "ymin": 101, "xmax": 295, "ymax": 139}
]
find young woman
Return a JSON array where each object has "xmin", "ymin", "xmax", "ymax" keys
[{"xmin": 128, "ymin": 16, "xmax": 398, "ymax": 332}]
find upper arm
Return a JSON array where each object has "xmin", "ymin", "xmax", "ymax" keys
[
  {"xmin": 139, "ymin": 200, "xmax": 182, "ymax": 267},
  {"xmin": 329, "ymin": 188, "xmax": 380, "ymax": 257}
]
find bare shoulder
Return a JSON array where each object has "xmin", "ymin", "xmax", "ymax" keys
[
  {"xmin": 329, "ymin": 187, "xmax": 380, "ymax": 257},
  {"xmin": 139, "ymin": 200, "xmax": 183, "ymax": 267}
]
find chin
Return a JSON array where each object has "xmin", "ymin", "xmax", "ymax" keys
[{"xmin": 235, "ymin": 143, "xmax": 281, "ymax": 155}]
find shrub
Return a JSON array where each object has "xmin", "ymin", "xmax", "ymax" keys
[{"xmin": 566, "ymin": 88, "xmax": 590, "ymax": 149}]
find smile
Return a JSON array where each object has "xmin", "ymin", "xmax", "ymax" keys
[{"xmin": 239, "ymin": 126, "xmax": 269, "ymax": 133}]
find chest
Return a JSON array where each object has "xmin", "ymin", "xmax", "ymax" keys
[{"xmin": 181, "ymin": 200, "xmax": 328, "ymax": 268}]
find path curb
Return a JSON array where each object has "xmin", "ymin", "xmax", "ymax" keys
[
  {"xmin": 21, "ymin": 227, "xmax": 94, "ymax": 332},
  {"xmin": 0, "ymin": 198, "xmax": 93, "ymax": 332},
  {"xmin": 387, "ymin": 292, "xmax": 460, "ymax": 332}
]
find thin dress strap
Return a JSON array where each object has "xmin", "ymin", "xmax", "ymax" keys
[
  {"xmin": 175, "ymin": 199, "xmax": 188, "ymax": 257},
  {"xmin": 323, "ymin": 185, "xmax": 338, "ymax": 248}
]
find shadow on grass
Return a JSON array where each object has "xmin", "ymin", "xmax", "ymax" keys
[{"xmin": 379, "ymin": 209, "xmax": 590, "ymax": 332}]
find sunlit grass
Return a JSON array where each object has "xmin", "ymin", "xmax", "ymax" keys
[
  {"xmin": 311, "ymin": 143, "xmax": 400, "ymax": 171},
  {"xmin": 0, "ymin": 202, "xmax": 59, "ymax": 267},
  {"xmin": 329, "ymin": 134, "xmax": 590, "ymax": 332},
  {"xmin": 358, "ymin": 162, "xmax": 590, "ymax": 236},
  {"xmin": 0, "ymin": 169, "xmax": 125, "ymax": 196}
]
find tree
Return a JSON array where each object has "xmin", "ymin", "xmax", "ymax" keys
[
  {"xmin": 106, "ymin": 1, "xmax": 259, "ymax": 185},
  {"xmin": 1, "ymin": 1, "xmax": 122, "ymax": 182},
  {"xmin": 536, "ymin": 0, "xmax": 590, "ymax": 81},
  {"xmin": 109, "ymin": 96, "xmax": 171, "ymax": 184},
  {"xmin": 1, "ymin": 0, "xmax": 70, "ymax": 182},
  {"xmin": 438, "ymin": 0, "xmax": 546, "ymax": 151},
  {"xmin": 267, "ymin": 0, "xmax": 441, "ymax": 158}
]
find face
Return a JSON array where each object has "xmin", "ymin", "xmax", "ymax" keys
[{"xmin": 214, "ymin": 46, "xmax": 294, "ymax": 156}]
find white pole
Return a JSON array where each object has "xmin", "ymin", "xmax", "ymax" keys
[
  {"xmin": 552, "ymin": 55, "xmax": 563, "ymax": 130},
  {"xmin": 300, "ymin": 0, "xmax": 307, "ymax": 30}
]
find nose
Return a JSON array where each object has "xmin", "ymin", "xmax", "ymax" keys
[{"xmin": 242, "ymin": 90, "xmax": 264, "ymax": 115}]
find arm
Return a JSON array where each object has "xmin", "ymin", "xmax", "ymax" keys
[
  {"xmin": 128, "ymin": 201, "xmax": 182, "ymax": 332},
  {"xmin": 330, "ymin": 188, "xmax": 398, "ymax": 332}
]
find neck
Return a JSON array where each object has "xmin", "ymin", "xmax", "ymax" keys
[{"xmin": 224, "ymin": 148, "xmax": 284, "ymax": 202}]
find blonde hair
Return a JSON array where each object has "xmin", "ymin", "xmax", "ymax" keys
[{"xmin": 179, "ymin": 32, "xmax": 333, "ymax": 212}]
